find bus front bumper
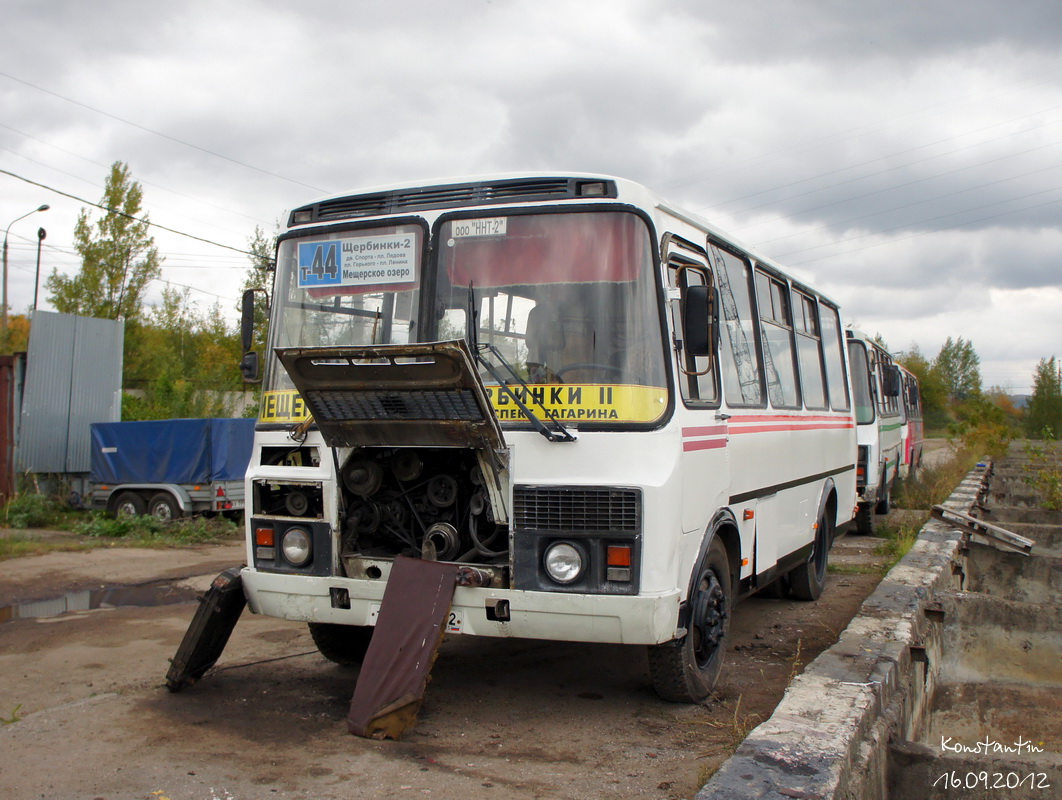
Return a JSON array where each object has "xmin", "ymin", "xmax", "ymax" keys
[{"xmin": 241, "ymin": 568, "xmax": 682, "ymax": 646}]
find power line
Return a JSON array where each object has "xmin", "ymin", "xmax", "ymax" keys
[
  {"xmin": 1, "ymin": 71, "xmax": 328, "ymax": 194},
  {"xmin": 0, "ymin": 126, "xmax": 275, "ymax": 228},
  {"xmin": 1, "ymin": 168, "xmax": 271, "ymax": 261}
]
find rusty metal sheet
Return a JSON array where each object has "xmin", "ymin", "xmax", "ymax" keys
[
  {"xmin": 347, "ymin": 556, "xmax": 460, "ymax": 739},
  {"xmin": 275, "ymin": 340, "xmax": 505, "ymax": 450}
]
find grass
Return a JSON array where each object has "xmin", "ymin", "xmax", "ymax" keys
[
  {"xmin": 873, "ymin": 516, "xmax": 928, "ymax": 567},
  {"xmin": 72, "ymin": 511, "xmax": 241, "ymax": 544},
  {"xmin": 0, "ymin": 533, "xmax": 92, "ymax": 560},
  {"xmin": 1021, "ymin": 440, "xmax": 1062, "ymax": 510},
  {"xmin": 0, "ymin": 492, "xmax": 242, "ymax": 560}
]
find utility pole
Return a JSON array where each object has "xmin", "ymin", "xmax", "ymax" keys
[{"xmin": 2, "ymin": 203, "xmax": 50, "ymax": 348}]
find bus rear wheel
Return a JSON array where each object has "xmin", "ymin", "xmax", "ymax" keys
[
  {"xmin": 308, "ymin": 623, "xmax": 374, "ymax": 667},
  {"xmin": 790, "ymin": 510, "xmax": 830, "ymax": 601},
  {"xmin": 854, "ymin": 502, "xmax": 876, "ymax": 536},
  {"xmin": 647, "ymin": 537, "xmax": 731, "ymax": 703}
]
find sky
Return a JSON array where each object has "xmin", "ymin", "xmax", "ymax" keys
[{"xmin": 2, "ymin": 0, "xmax": 1061, "ymax": 392}]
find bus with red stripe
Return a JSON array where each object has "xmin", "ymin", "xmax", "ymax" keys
[{"xmin": 238, "ymin": 174, "xmax": 858, "ymax": 703}]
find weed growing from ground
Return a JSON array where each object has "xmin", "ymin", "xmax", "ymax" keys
[
  {"xmin": 74, "ymin": 513, "xmax": 240, "ymax": 545},
  {"xmin": 1021, "ymin": 440, "xmax": 1062, "ymax": 510}
]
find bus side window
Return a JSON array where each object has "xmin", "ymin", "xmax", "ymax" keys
[
  {"xmin": 755, "ymin": 269, "xmax": 800, "ymax": 409},
  {"xmin": 819, "ymin": 302, "xmax": 851, "ymax": 412},
  {"xmin": 793, "ymin": 290, "xmax": 828, "ymax": 410},
  {"xmin": 710, "ymin": 243, "xmax": 765, "ymax": 407},
  {"xmin": 669, "ymin": 259, "xmax": 718, "ymax": 404}
]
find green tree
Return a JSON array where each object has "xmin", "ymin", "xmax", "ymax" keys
[
  {"xmin": 46, "ymin": 161, "xmax": 161, "ymax": 321},
  {"xmin": 241, "ymin": 225, "xmax": 276, "ymax": 353},
  {"xmin": 122, "ymin": 287, "xmax": 242, "ymax": 420},
  {"xmin": 1025, "ymin": 357, "xmax": 1062, "ymax": 439},
  {"xmin": 934, "ymin": 336, "xmax": 981, "ymax": 405}
]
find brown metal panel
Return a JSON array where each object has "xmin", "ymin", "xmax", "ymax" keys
[
  {"xmin": 0, "ymin": 355, "xmax": 14, "ymax": 500},
  {"xmin": 347, "ymin": 556, "xmax": 460, "ymax": 740}
]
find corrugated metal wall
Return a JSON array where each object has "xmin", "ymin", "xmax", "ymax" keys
[{"xmin": 17, "ymin": 311, "xmax": 124, "ymax": 474}]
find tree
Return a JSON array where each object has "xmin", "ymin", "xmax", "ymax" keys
[
  {"xmin": 122, "ymin": 286, "xmax": 242, "ymax": 420},
  {"xmin": 1025, "ymin": 357, "xmax": 1062, "ymax": 439},
  {"xmin": 933, "ymin": 336, "xmax": 981, "ymax": 404},
  {"xmin": 241, "ymin": 225, "xmax": 276, "ymax": 354},
  {"xmin": 46, "ymin": 161, "xmax": 162, "ymax": 321}
]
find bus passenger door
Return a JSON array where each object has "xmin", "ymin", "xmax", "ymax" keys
[{"xmin": 664, "ymin": 237, "xmax": 730, "ymax": 538}]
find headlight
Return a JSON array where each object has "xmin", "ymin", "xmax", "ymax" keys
[
  {"xmin": 282, "ymin": 527, "xmax": 312, "ymax": 566},
  {"xmin": 543, "ymin": 542, "xmax": 585, "ymax": 584}
]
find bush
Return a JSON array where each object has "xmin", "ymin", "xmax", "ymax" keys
[{"xmin": 2, "ymin": 493, "xmax": 65, "ymax": 529}]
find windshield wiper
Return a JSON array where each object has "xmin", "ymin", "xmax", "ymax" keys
[
  {"xmin": 475, "ymin": 343, "xmax": 576, "ymax": 443},
  {"xmin": 466, "ymin": 283, "xmax": 575, "ymax": 443}
]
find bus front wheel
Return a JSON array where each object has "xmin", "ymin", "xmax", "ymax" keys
[
  {"xmin": 647, "ymin": 537, "xmax": 731, "ymax": 703},
  {"xmin": 308, "ymin": 623, "xmax": 374, "ymax": 667}
]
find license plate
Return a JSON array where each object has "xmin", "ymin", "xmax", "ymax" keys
[{"xmin": 446, "ymin": 609, "xmax": 463, "ymax": 633}]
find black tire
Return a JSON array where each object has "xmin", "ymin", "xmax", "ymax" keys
[
  {"xmin": 790, "ymin": 511, "xmax": 830, "ymax": 601},
  {"xmin": 112, "ymin": 491, "xmax": 145, "ymax": 517},
  {"xmin": 648, "ymin": 537, "xmax": 732, "ymax": 703},
  {"xmin": 756, "ymin": 574, "xmax": 790, "ymax": 599},
  {"xmin": 854, "ymin": 502, "xmax": 876, "ymax": 536},
  {"xmin": 875, "ymin": 476, "xmax": 892, "ymax": 514},
  {"xmin": 149, "ymin": 492, "xmax": 181, "ymax": 522},
  {"xmin": 308, "ymin": 623, "xmax": 374, "ymax": 667}
]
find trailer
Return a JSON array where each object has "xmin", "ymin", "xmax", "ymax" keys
[{"xmin": 89, "ymin": 418, "xmax": 254, "ymax": 520}]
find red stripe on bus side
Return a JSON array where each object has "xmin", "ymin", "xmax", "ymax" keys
[
  {"xmin": 683, "ymin": 438, "xmax": 728, "ymax": 452},
  {"xmin": 681, "ymin": 425, "xmax": 728, "ymax": 437},
  {"xmin": 731, "ymin": 414, "xmax": 854, "ymax": 424},
  {"xmin": 730, "ymin": 422, "xmax": 854, "ymax": 434}
]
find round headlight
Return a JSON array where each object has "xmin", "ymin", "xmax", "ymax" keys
[
  {"xmin": 281, "ymin": 527, "xmax": 312, "ymax": 566},
  {"xmin": 543, "ymin": 542, "xmax": 584, "ymax": 584}
]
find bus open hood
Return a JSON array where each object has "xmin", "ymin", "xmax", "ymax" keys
[{"xmin": 274, "ymin": 340, "xmax": 506, "ymax": 451}]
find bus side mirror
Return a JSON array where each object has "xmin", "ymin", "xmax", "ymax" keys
[
  {"xmin": 683, "ymin": 284, "xmax": 714, "ymax": 358},
  {"xmin": 884, "ymin": 364, "xmax": 902, "ymax": 397},
  {"xmin": 240, "ymin": 289, "xmax": 262, "ymax": 383},
  {"xmin": 240, "ymin": 350, "xmax": 260, "ymax": 383}
]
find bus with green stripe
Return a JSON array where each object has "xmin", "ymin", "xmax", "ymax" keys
[{"xmin": 846, "ymin": 329, "xmax": 904, "ymax": 535}]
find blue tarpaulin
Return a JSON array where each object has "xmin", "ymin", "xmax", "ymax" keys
[{"xmin": 90, "ymin": 418, "xmax": 255, "ymax": 485}]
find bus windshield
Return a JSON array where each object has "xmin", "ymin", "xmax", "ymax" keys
[
  {"xmin": 265, "ymin": 222, "xmax": 424, "ymax": 395},
  {"xmin": 433, "ymin": 211, "xmax": 668, "ymax": 425}
]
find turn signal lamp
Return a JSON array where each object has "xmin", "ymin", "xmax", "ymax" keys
[
  {"xmin": 606, "ymin": 545, "xmax": 632, "ymax": 567},
  {"xmin": 255, "ymin": 527, "xmax": 275, "ymax": 546}
]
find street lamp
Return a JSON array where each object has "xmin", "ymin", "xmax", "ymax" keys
[
  {"xmin": 2, "ymin": 203, "xmax": 50, "ymax": 348},
  {"xmin": 33, "ymin": 227, "xmax": 47, "ymax": 313}
]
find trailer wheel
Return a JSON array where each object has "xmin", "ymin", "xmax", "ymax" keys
[
  {"xmin": 149, "ymin": 492, "xmax": 181, "ymax": 522},
  {"xmin": 308, "ymin": 623, "xmax": 374, "ymax": 667},
  {"xmin": 647, "ymin": 537, "xmax": 731, "ymax": 703},
  {"xmin": 113, "ymin": 491, "xmax": 146, "ymax": 517},
  {"xmin": 790, "ymin": 510, "xmax": 830, "ymax": 601}
]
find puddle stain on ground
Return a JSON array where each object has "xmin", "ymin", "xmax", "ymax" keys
[{"xmin": 0, "ymin": 581, "xmax": 198, "ymax": 623}]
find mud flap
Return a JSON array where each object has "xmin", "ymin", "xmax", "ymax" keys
[
  {"xmin": 166, "ymin": 567, "xmax": 247, "ymax": 692},
  {"xmin": 347, "ymin": 556, "xmax": 461, "ymax": 740}
]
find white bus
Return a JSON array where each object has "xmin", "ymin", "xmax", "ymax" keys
[
  {"xmin": 241, "ymin": 174, "xmax": 857, "ymax": 702},
  {"xmin": 846, "ymin": 329, "xmax": 903, "ymax": 535}
]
